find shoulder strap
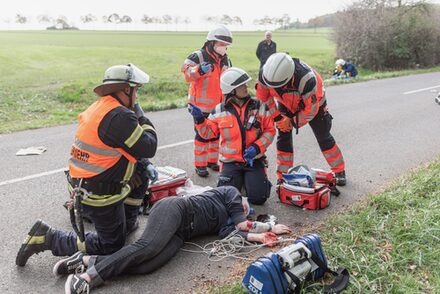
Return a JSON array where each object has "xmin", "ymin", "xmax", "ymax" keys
[{"xmin": 309, "ymin": 253, "xmax": 350, "ymax": 293}]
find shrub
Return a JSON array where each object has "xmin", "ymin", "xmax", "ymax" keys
[{"xmin": 334, "ymin": 1, "xmax": 440, "ymax": 70}]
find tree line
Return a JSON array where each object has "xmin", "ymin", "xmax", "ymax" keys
[{"xmin": 10, "ymin": 13, "xmax": 297, "ymax": 29}]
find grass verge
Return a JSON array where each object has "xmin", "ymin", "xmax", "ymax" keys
[{"xmin": 210, "ymin": 157, "xmax": 440, "ymax": 293}]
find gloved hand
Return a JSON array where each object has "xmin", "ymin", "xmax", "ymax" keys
[
  {"xmin": 146, "ymin": 164, "xmax": 159, "ymax": 183},
  {"xmin": 243, "ymin": 146, "xmax": 258, "ymax": 167},
  {"xmin": 133, "ymin": 103, "xmax": 145, "ymax": 119},
  {"xmin": 199, "ymin": 62, "xmax": 212, "ymax": 75},
  {"xmin": 275, "ymin": 115, "xmax": 293, "ymax": 132},
  {"xmin": 188, "ymin": 103, "xmax": 204, "ymax": 120},
  {"xmin": 262, "ymin": 232, "xmax": 278, "ymax": 247}
]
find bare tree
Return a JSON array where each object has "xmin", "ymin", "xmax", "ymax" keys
[
  {"xmin": 162, "ymin": 14, "xmax": 172, "ymax": 30},
  {"xmin": 141, "ymin": 15, "xmax": 153, "ymax": 25},
  {"xmin": 81, "ymin": 14, "xmax": 97, "ymax": 24},
  {"xmin": 232, "ymin": 16, "xmax": 243, "ymax": 26},
  {"xmin": 220, "ymin": 14, "xmax": 233, "ymax": 25},
  {"xmin": 120, "ymin": 15, "xmax": 132, "ymax": 24},
  {"xmin": 37, "ymin": 14, "xmax": 52, "ymax": 24},
  {"xmin": 15, "ymin": 14, "xmax": 27, "ymax": 24},
  {"xmin": 107, "ymin": 13, "xmax": 121, "ymax": 24},
  {"xmin": 281, "ymin": 14, "xmax": 291, "ymax": 29}
]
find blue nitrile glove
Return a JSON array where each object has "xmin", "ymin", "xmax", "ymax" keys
[
  {"xmin": 243, "ymin": 146, "xmax": 258, "ymax": 167},
  {"xmin": 199, "ymin": 62, "xmax": 212, "ymax": 75},
  {"xmin": 146, "ymin": 164, "xmax": 159, "ymax": 183},
  {"xmin": 188, "ymin": 103, "xmax": 204, "ymax": 120}
]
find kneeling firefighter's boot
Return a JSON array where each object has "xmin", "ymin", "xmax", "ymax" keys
[
  {"xmin": 16, "ymin": 219, "xmax": 55, "ymax": 266},
  {"xmin": 335, "ymin": 171, "xmax": 346, "ymax": 186},
  {"xmin": 207, "ymin": 162, "xmax": 220, "ymax": 171},
  {"xmin": 195, "ymin": 166, "xmax": 209, "ymax": 177}
]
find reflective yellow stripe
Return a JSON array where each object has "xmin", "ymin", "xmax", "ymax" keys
[
  {"xmin": 124, "ymin": 197, "xmax": 143, "ymax": 206},
  {"xmin": 124, "ymin": 125, "xmax": 144, "ymax": 148},
  {"xmin": 81, "ymin": 185, "xmax": 131, "ymax": 207},
  {"xmin": 141, "ymin": 124, "xmax": 156, "ymax": 134},
  {"xmin": 26, "ymin": 235, "xmax": 45, "ymax": 245},
  {"xmin": 77, "ymin": 238, "xmax": 86, "ymax": 253},
  {"xmin": 123, "ymin": 162, "xmax": 135, "ymax": 182}
]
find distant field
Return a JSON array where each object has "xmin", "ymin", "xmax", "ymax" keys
[{"xmin": 0, "ymin": 29, "xmax": 335, "ymax": 133}]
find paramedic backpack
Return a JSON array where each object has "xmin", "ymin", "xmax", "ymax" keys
[{"xmin": 242, "ymin": 234, "xmax": 349, "ymax": 294}]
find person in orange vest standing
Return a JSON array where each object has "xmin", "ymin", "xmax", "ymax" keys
[
  {"xmin": 256, "ymin": 53, "xmax": 346, "ymax": 186},
  {"xmin": 16, "ymin": 64, "xmax": 159, "ymax": 268},
  {"xmin": 189, "ymin": 67, "xmax": 275, "ymax": 205},
  {"xmin": 182, "ymin": 24, "xmax": 232, "ymax": 177}
]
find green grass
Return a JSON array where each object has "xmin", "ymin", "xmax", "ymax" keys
[
  {"xmin": 211, "ymin": 158, "xmax": 440, "ymax": 293},
  {"xmin": 0, "ymin": 29, "xmax": 334, "ymax": 133},
  {"xmin": 0, "ymin": 29, "xmax": 438, "ymax": 133}
]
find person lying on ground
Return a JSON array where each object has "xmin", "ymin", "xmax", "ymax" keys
[{"xmin": 60, "ymin": 186, "xmax": 291, "ymax": 294}]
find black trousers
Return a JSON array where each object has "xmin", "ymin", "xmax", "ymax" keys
[
  {"xmin": 217, "ymin": 161, "xmax": 271, "ymax": 205},
  {"xmin": 87, "ymin": 197, "xmax": 188, "ymax": 283},
  {"xmin": 277, "ymin": 103, "xmax": 336, "ymax": 154}
]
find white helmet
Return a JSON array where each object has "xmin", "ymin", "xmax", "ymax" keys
[
  {"xmin": 220, "ymin": 67, "xmax": 252, "ymax": 94},
  {"xmin": 335, "ymin": 59, "xmax": 346, "ymax": 66},
  {"xmin": 261, "ymin": 53, "xmax": 295, "ymax": 88},
  {"xmin": 207, "ymin": 24, "xmax": 233, "ymax": 45},
  {"xmin": 94, "ymin": 63, "xmax": 150, "ymax": 96}
]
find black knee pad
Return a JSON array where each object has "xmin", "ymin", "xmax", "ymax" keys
[{"xmin": 248, "ymin": 178, "xmax": 272, "ymax": 205}]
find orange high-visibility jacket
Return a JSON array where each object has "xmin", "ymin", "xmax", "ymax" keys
[
  {"xmin": 69, "ymin": 95, "xmax": 137, "ymax": 179},
  {"xmin": 256, "ymin": 58, "xmax": 326, "ymax": 128},
  {"xmin": 181, "ymin": 47, "xmax": 231, "ymax": 113},
  {"xmin": 195, "ymin": 97, "xmax": 275, "ymax": 163}
]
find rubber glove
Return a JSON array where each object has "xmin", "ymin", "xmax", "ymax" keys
[
  {"xmin": 199, "ymin": 62, "xmax": 212, "ymax": 75},
  {"xmin": 146, "ymin": 164, "xmax": 159, "ymax": 183},
  {"xmin": 187, "ymin": 103, "xmax": 204, "ymax": 120},
  {"xmin": 243, "ymin": 146, "xmax": 258, "ymax": 167},
  {"xmin": 275, "ymin": 114, "xmax": 293, "ymax": 132}
]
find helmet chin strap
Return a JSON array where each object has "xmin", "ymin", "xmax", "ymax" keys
[{"xmin": 128, "ymin": 87, "xmax": 135, "ymax": 109}]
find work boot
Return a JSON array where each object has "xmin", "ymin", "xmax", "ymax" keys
[
  {"xmin": 207, "ymin": 162, "xmax": 220, "ymax": 171},
  {"xmin": 195, "ymin": 166, "xmax": 209, "ymax": 177},
  {"xmin": 65, "ymin": 274, "xmax": 90, "ymax": 294},
  {"xmin": 53, "ymin": 251, "xmax": 85, "ymax": 276},
  {"xmin": 16, "ymin": 219, "xmax": 54, "ymax": 266},
  {"xmin": 335, "ymin": 171, "xmax": 347, "ymax": 186}
]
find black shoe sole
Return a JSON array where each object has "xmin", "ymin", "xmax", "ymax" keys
[
  {"xmin": 207, "ymin": 164, "xmax": 220, "ymax": 171},
  {"xmin": 16, "ymin": 220, "xmax": 43, "ymax": 266}
]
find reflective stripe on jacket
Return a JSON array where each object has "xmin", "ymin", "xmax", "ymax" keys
[
  {"xmin": 256, "ymin": 58, "xmax": 326, "ymax": 128},
  {"xmin": 69, "ymin": 95, "xmax": 137, "ymax": 179},
  {"xmin": 181, "ymin": 47, "xmax": 230, "ymax": 113},
  {"xmin": 195, "ymin": 97, "xmax": 275, "ymax": 163}
]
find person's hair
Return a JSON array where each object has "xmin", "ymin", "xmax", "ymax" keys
[{"xmin": 265, "ymin": 31, "xmax": 272, "ymax": 36}]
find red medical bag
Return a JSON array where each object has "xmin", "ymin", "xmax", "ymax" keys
[
  {"xmin": 147, "ymin": 167, "xmax": 188, "ymax": 205},
  {"xmin": 278, "ymin": 183, "xmax": 331, "ymax": 210}
]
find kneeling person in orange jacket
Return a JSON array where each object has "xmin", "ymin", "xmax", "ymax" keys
[{"xmin": 189, "ymin": 68, "xmax": 275, "ymax": 205}]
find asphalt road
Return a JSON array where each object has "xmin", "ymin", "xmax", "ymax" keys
[{"xmin": 1, "ymin": 72, "xmax": 440, "ymax": 293}]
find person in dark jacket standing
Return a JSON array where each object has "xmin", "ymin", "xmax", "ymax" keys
[
  {"xmin": 16, "ymin": 64, "xmax": 159, "ymax": 267},
  {"xmin": 59, "ymin": 186, "xmax": 291, "ymax": 293},
  {"xmin": 256, "ymin": 31, "xmax": 277, "ymax": 68}
]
